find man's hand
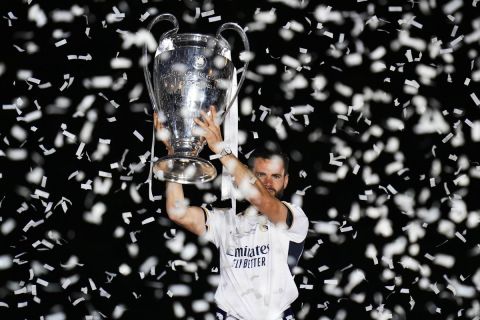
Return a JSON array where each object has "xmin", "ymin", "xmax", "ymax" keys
[
  {"xmin": 194, "ymin": 106, "xmax": 223, "ymax": 155},
  {"xmin": 153, "ymin": 112, "xmax": 173, "ymax": 155},
  {"xmin": 193, "ymin": 106, "xmax": 288, "ymax": 225}
]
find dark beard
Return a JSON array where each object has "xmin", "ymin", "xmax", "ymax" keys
[{"xmin": 273, "ymin": 188, "xmax": 284, "ymax": 199}]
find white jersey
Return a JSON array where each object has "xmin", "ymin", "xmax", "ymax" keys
[{"xmin": 203, "ymin": 201, "xmax": 309, "ymax": 320}]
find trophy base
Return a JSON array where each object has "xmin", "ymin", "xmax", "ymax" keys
[{"xmin": 153, "ymin": 155, "xmax": 217, "ymax": 184}]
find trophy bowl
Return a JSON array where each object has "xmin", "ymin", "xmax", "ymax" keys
[{"xmin": 144, "ymin": 14, "xmax": 249, "ymax": 184}]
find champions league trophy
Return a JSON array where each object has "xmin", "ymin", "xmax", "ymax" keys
[{"xmin": 143, "ymin": 14, "xmax": 249, "ymax": 184}]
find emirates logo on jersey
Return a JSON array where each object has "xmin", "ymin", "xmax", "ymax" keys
[{"xmin": 226, "ymin": 245, "xmax": 270, "ymax": 269}]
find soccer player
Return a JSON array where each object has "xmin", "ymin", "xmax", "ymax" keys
[{"xmin": 155, "ymin": 107, "xmax": 308, "ymax": 320}]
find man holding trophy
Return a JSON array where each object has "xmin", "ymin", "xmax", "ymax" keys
[{"xmin": 145, "ymin": 14, "xmax": 309, "ymax": 320}]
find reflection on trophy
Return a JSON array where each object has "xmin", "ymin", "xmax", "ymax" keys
[{"xmin": 143, "ymin": 14, "xmax": 249, "ymax": 184}]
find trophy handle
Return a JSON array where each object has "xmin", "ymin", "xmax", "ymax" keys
[
  {"xmin": 216, "ymin": 23, "xmax": 250, "ymax": 121},
  {"xmin": 143, "ymin": 13, "xmax": 179, "ymax": 114}
]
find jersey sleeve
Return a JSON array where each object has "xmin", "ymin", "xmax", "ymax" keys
[
  {"xmin": 282, "ymin": 201, "xmax": 309, "ymax": 243},
  {"xmin": 202, "ymin": 207, "xmax": 227, "ymax": 248}
]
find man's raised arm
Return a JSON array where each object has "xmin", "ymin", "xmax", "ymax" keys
[
  {"xmin": 194, "ymin": 107, "xmax": 288, "ymax": 225},
  {"xmin": 153, "ymin": 112, "xmax": 207, "ymax": 236},
  {"xmin": 164, "ymin": 181, "xmax": 207, "ymax": 236}
]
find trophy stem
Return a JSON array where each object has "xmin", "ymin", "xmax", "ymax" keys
[{"xmin": 153, "ymin": 155, "xmax": 217, "ymax": 184}]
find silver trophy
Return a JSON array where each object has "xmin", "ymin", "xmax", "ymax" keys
[{"xmin": 143, "ymin": 13, "xmax": 249, "ymax": 184}]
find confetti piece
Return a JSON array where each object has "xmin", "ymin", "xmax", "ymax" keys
[
  {"xmin": 470, "ymin": 93, "xmax": 480, "ymax": 106},
  {"xmin": 55, "ymin": 39, "xmax": 67, "ymax": 47},
  {"xmin": 34, "ymin": 189, "xmax": 49, "ymax": 199},
  {"xmin": 430, "ymin": 283, "xmax": 440, "ymax": 294},
  {"xmin": 324, "ymin": 279, "xmax": 338, "ymax": 285},
  {"xmin": 281, "ymin": 56, "xmax": 301, "ymax": 69},
  {"xmin": 208, "ymin": 16, "xmax": 221, "ymax": 23},
  {"xmin": 450, "ymin": 35, "xmax": 464, "ymax": 47},
  {"xmin": 299, "ymin": 284, "xmax": 313, "ymax": 289},
  {"xmin": 75, "ymin": 142, "xmax": 85, "ymax": 157},
  {"xmin": 386, "ymin": 184, "xmax": 398, "ymax": 194},
  {"xmin": 455, "ymin": 231, "xmax": 466, "ymax": 243},
  {"xmin": 405, "ymin": 79, "xmax": 420, "ymax": 89},
  {"xmin": 141, "ymin": 217, "xmax": 155, "ymax": 225},
  {"xmin": 89, "ymin": 278, "xmax": 97, "ymax": 290},
  {"xmin": 98, "ymin": 171, "xmax": 112, "ymax": 178},
  {"xmin": 201, "ymin": 10, "xmax": 215, "ymax": 17},
  {"xmin": 318, "ymin": 265, "xmax": 329, "ymax": 273},
  {"xmin": 388, "ymin": 6, "xmax": 402, "ymax": 12},
  {"xmin": 329, "ymin": 153, "xmax": 345, "ymax": 167},
  {"xmin": 133, "ymin": 130, "xmax": 144, "ymax": 142},
  {"xmin": 442, "ymin": 133, "xmax": 454, "ymax": 143},
  {"xmin": 72, "ymin": 297, "xmax": 85, "ymax": 306},
  {"xmin": 36, "ymin": 279, "xmax": 48, "ymax": 287}
]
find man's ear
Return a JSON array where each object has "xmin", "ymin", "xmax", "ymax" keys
[{"xmin": 283, "ymin": 174, "xmax": 289, "ymax": 189}]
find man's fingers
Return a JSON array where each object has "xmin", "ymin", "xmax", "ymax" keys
[
  {"xmin": 194, "ymin": 117, "xmax": 208, "ymax": 128},
  {"xmin": 211, "ymin": 106, "xmax": 217, "ymax": 119},
  {"xmin": 154, "ymin": 113, "xmax": 166, "ymax": 131},
  {"xmin": 192, "ymin": 123, "xmax": 205, "ymax": 135},
  {"xmin": 194, "ymin": 118, "xmax": 214, "ymax": 135},
  {"xmin": 209, "ymin": 107, "xmax": 217, "ymax": 124},
  {"xmin": 200, "ymin": 110, "xmax": 216, "ymax": 127},
  {"xmin": 193, "ymin": 126, "xmax": 215, "ymax": 139},
  {"xmin": 210, "ymin": 106, "xmax": 222, "ymax": 126},
  {"xmin": 153, "ymin": 113, "xmax": 158, "ymax": 129}
]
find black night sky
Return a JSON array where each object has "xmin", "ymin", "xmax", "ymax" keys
[{"xmin": 1, "ymin": 0, "xmax": 480, "ymax": 319}]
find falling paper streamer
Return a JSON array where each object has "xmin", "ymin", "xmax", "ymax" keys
[{"xmin": 221, "ymin": 71, "xmax": 240, "ymax": 213}]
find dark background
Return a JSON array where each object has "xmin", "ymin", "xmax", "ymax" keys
[{"xmin": 1, "ymin": 0, "xmax": 480, "ymax": 319}]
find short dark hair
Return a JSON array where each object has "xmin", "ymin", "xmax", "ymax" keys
[{"xmin": 247, "ymin": 148, "xmax": 290, "ymax": 174}]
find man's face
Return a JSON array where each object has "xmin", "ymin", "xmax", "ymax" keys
[{"xmin": 252, "ymin": 157, "xmax": 289, "ymax": 198}]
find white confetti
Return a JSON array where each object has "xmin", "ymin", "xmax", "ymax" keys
[
  {"xmin": 141, "ymin": 217, "xmax": 155, "ymax": 225},
  {"xmin": 55, "ymin": 39, "xmax": 67, "ymax": 47},
  {"xmin": 386, "ymin": 184, "xmax": 398, "ymax": 194},
  {"xmin": 208, "ymin": 16, "xmax": 221, "ymax": 23},
  {"xmin": 299, "ymin": 284, "xmax": 313, "ymax": 289},
  {"xmin": 388, "ymin": 6, "xmax": 402, "ymax": 12},
  {"xmin": 36, "ymin": 278, "xmax": 48, "ymax": 287},
  {"xmin": 34, "ymin": 189, "xmax": 49, "ymax": 199},
  {"xmin": 75, "ymin": 142, "xmax": 85, "ymax": 157},
  {"xmin": 405, "ymin": 79, "xmax": 420, "ymax": 89},
  {"xmin": 318, "ymin": 265, "xmax": 329, "ymax": 272},
  {"xmin": 470, "ymin": 93, "xmax": 480, "ymax": 106},
  {"xmin": 455, "ymin": 231, "xmax": 466, "ymax": 243},
  {"xmin": 442, "ymin": 133, "xmax": 454, "ymax": 143},
  {"xmin": 89, "ymin": 278, "xmax": 97, "ymax": 291},
  {"xmin": 450, "ymin": 35, "xmax": 464, "ymax": 47},
  {"xmin": 72, "ymin": 297, "xmax": 85, "ymax": 306},
  {"xmin": 0, "ymin": 255, "xmax": 13, "ymax": 270},
  {"xmin": 201, "ymin": 10, "xmax": 215, "ymax": 17},
  {"xmin": 324, "ymin": 279, "xmax": 338, "ymax": 285},
  {"xmin": 98, "ymin": 171, "xmax": 112, "ymax": 178},
  {"xmin": 133, "ymin": 130, "xmax": 144, "ymax": 142}
]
